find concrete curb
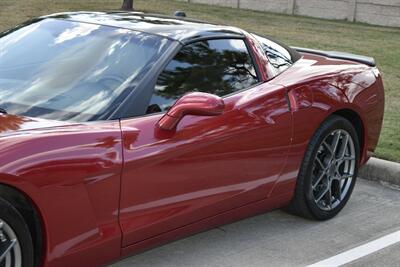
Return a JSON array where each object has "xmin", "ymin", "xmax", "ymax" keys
[{"xmin": 359, "ymin": 157, "xmax": 400, "ymax": 185}]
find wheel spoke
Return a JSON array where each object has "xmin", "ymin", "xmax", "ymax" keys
[
  {"xmin": 340, "ymin": 173, "xmax": 353, "ymax": 180},
  {"xmin": 315, "ymin": 156, "xmax": 326, "ymax": 170},
  {"xmin": 330, "ymin": 130, "xmax": 342, "ymax": 160},
  {"xmin": 322, "ymin": 141, "xmax": 333, "ymax": 155},
  {"xmin": 312, "ymin": 171, "xmax": 327, "ymax": 189},
  {"xmin": 337, "ymin": 133, "xmax": 349, "ymax": 160},
  {"xmin": 0, "ymin": 219, "xmax": 21, "ymax": 267},
  {"xmin": 0, "ymin": 239, "xmax": 16, "ymax": 262},
  {"xmin": 340, "ymin": 156, "xmax": 355, "ymax": 163},
  {"xmin": 315, "ymin": 185, "xmax": 330, "ymax": 203},
  {"xmin": 337, "ymin": 156, "xmax": 355, "ymax": 169}
]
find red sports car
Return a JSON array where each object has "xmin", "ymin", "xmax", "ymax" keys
[{"xmin": 0, "ymin": 11, "xmax": 384, "ymax": 267}]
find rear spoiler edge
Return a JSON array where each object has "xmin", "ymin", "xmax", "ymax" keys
[{"xmin": 292, "ymin": 46, "xmax": 376, "ymax": 67}]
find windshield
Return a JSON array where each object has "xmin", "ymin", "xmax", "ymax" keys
[{"xmin": 0, "ymin": 19, "xmax": 170, "ymax": 121}]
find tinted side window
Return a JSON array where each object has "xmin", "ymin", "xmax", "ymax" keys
[{"xmin": 147, "ymin": 39, "xmax": 259, "ymax": 113}]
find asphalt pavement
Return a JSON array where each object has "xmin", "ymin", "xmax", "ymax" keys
[{"xmin": 111, "ymin": 178, "xmax": 400, "ymax": 267}]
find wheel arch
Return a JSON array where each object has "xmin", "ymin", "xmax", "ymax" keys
[
  {"xmin": 332, "ymin": 108, "xmax": 366, "ymax": 163},
  {"xmin": 0, "ymin": 183, "xmax": 45, "ymax": 267}
]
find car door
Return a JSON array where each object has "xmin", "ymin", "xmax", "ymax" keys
[{"xmin": 119, "ymin": 38, "xmax": 292, "ymax": 246}]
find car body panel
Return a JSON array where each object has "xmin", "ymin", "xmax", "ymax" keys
[
  {"xmin": 0, "ymin": 116, "xmax": 123, "ymax": 266},
  {"xmin": 0, "ymin": 11, "xmax": 385, "ymax": 267},
  {"xmin": 119, "ymin": 191, "xmax": 292, "ymax": 261},
  {"xmin": 119, "ymin": 82, "xmax": 292, "ymax": 246},
  {"xmin": 272, "ymin": 52, "xmax": 383, "ymax": 164}
]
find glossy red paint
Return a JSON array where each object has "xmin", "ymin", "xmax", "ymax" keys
[
  {"xmin": 119, "ymin": 81, "xmax": 292, "ymax": 247},
  {"xmin": 245, "ymin": 33, "xmax": 272, "ymax": 81},
  {"xmin": 158, "ymin": 92, "xmax": 225, "ymax": 131},
  {"xmin": 0, "ymin": 115, "xmax": 123, "ymax": 266},
  {"xmin": 0, "ymin": 36, "xmax": 384, "ymax": 267}
]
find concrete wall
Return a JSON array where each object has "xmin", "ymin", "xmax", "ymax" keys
[{"xmin": 185, "ymin": 0, "xmax": 400, "ymax": 27}]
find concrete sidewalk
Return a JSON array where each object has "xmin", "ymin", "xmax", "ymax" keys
[{"xmin": 111, "ymin": 179, "xmax": 400, "ymax": 267}]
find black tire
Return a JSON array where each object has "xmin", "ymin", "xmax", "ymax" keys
[
  {"xmin": 0, "ymin": 197, "xmax": 34, "ymax": 267},
  {"xmin": 287, "ymin": 115, "xmax": 360, "ymax": 220}
]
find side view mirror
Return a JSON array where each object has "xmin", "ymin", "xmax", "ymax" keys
[{"xmin": 157, "ymin": 92, "xmax": 225, "ymax": 131}]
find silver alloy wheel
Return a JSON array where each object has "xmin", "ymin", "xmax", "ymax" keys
[
  {"xmin": 311, "ymin": 129, "xmax": 356, "ymax": 211},
  {"xmin": 0, "ymin": 219, "xmax": 22, "ymax": 267}
]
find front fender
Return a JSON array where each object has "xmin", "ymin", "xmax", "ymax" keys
[{"xmin": 0, "ymin": 121, "xmax": 123, "ymax": 267}]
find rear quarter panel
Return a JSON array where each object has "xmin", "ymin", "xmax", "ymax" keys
[
  {"xmin": 333, "ymin": 68, "xmax": 385, "ymax": 158},
  {"xmin": 269, "ymin": 53, "xmax": 384, "ymax": 195}
]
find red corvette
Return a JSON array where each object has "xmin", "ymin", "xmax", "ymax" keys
[{"xmin": 0, "ymin": 11, "xmax": 384, "ymax": 267}]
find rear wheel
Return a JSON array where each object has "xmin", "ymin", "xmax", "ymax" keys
[
  {"xmin": 288, "ymin": 115, "xmax": 360, "ymax": 220},
  {"xmin": 0, "ymin": 198, "xmax": 34, "ymax": 267}
]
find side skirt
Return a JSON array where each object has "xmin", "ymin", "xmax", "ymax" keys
[{"xmin": 111, "ymin": 192, "xmax": 292, "ymax": 264}]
